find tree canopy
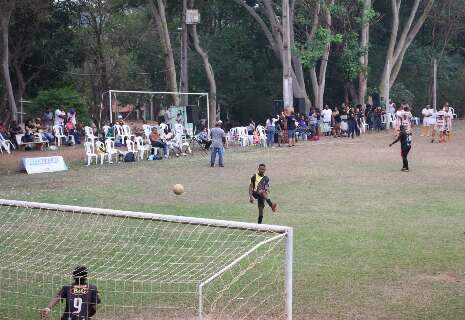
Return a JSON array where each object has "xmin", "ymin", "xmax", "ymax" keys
[{"xmin": 1, "ymin": 0, "xmax": 465, "ymax": 125}]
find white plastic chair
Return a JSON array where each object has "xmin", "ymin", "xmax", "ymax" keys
[
  {"xmin": 135, "ymin": 136, "xmax": 151, "ymax": 160},
  {"xmin": 450, "ymin": 107, "xmax": 457, "ymax": 119},
  {"xmin": 0, "ymin": 133, "xmax": 14, "ymax": 154},
  {"xmin": 142, "ymin": 125, "xmax": 152, "ymax": 143},
  {"xmin": 103, "ymin": 125, "xmax": 115, "ymax": 140},
  {"xmin": 360, "ymin": 118, "xmax": 368, "ymax": 134},
  {"xmin": 95, "ymin": 141, "xmax": 110, "ymax": 164},
  {"xmin": 53, "ymin": 125, "xmax": 67, "ymax": 146},
  {"xmin": 105, "ymin": 139, "xmax": 118, "ymax": 163},
  {"xmin": 84, "ymin": 126, "xmax": 98, "ymax": 144},
  {"xmin": 122, "ymin": 125, "xmax": 135, "ymax": 141},
  {"xmin": 119, "ymin": 140, "xmax": 138, "ymax": 160},
  {"xmin": 113, "ymin": 124, "xmax": 126, "ymax": 144},
  {"xmin": 84, "ymin": 142, "xmax": 98, "ymax": 166},
  {"xmin": 256, "ymin": 125, "xmax": 267, "ymax": 147}
]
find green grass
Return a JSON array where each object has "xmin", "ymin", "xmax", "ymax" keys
[{"xmin": 1, "ymin": 125, "xmax": 465, "ymax": 319}]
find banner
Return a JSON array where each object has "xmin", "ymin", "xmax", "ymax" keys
[{"xmin": 19, "ymin": 156, "xmax": 68, "ymax": 174}]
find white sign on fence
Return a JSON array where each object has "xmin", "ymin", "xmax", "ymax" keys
[{"xmin": 18, "ymin": 156, "xmax": 68, "ymax": 174}]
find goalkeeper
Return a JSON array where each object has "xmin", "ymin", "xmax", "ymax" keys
[
  {"xmin": 40, "ymin": 266, "xmax": 100, "ymax": 320},
  {"xmin": 249, "ymin": 163, "xmax": 278, "ymax": 224}
]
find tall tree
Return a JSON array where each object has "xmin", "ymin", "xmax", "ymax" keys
[
  {"xmin": 379, "ymin": 0, "xmax": 434, "ymax": 106},
  {"xmin": 358, "ymin": 0, "xmax": 372, "ymax": 107},
  {"xmin": 187, "ymin": 0, "xmax": 217, "ymax": 127},
  {"xmin": 0, "ymin": 0, "xmax": 18, "ymax": 121},
  {"xmin": 147, "ymin": 0, "xmax": 179, "ymax": 106},
  {"xmin": 233, "ymin": 0, "xmax": 312, "ymax": 112}
]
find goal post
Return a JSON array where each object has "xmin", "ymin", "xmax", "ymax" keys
[
  {"xmin": 108, "ymin": 90, "xmax": 211, "ymax": 131},
  {"xmin": 0, "ymin": 199, "xmax": 292, "ymax": 320}
]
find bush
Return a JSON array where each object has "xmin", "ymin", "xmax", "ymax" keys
[{"xmin": 32, "ymin": 87, "xmax": 92, "ymax": 126}]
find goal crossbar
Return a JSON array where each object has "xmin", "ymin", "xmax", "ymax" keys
[{"xmin": 0, "ymin": 199, "xmax": 290, "ymax": 233}]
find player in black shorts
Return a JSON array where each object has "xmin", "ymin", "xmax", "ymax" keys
[
  {"xmin": 389, "ymin": 125, "xmax": 412, "ymax": 172},
  {"xmin": 249, "ymin": 164, "xmax": 278, "ymax": 224},
  {"xmin": 40, "ymin": 266, "xmax": 100, "ymax": 320}
]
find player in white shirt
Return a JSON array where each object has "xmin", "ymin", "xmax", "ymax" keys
[
  {"xmin": 432, "ymin": 107, "xmax": 446, "ymax": 143},
  {"xmin": 394, "ymin": 105, "xmax": 404, "ymax": 133},
  {"xmin": 421, "ymin": 105, "xmax": 432, "ymax": 137},
  {"xmin": 400, "ymin": 106, "xmax": 413, "ymax": 134},
  {"xmin": 443, "ymin": 104, "xmax": 452, "ymax": 141}
]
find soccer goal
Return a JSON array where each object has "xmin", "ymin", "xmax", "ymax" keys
[
  {"xmin": 108, "ymin": 90, "xmax": 210, "ymax": 133},
  {"xmin": 0, "ymin": 199, "xmax": 292, "ymax": 320}
]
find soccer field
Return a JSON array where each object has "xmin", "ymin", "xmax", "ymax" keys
[{"xmin": 1, "ymin": 122, "xmax": 465, "ymax": 319}]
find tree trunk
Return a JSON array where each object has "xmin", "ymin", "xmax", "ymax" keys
[
  {"xmin": 0, "ymin": 11, "xmax": 18, "ymax": 122},
  {"xmin": 309, "ymin": 0, "xmax": 333, "ymax": 110},
  {"xmin": 233, "ymin": 0, "xmax": 311, "ymax": 113},
  {"xmin": 148, "ymin": 0, "xmax": 179, "ymax": 106},
  {"xmin": 379, "ymin": 0, "xmax": 434, "ymax": 105},
  {"xmin": 358, "ymin": 0, "xmax": 371, "ymax": 107},
  {"xmin": 188, "ymin": 0, "xmax": 217, "ymax": 127}
]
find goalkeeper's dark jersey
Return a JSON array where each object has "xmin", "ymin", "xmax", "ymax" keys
[{"xmin": 59, "ymin": 284, "xmax": 100, "ymax": 320}]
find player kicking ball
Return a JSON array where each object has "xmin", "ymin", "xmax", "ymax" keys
[
  {"xmin": 249, "ymin": 164, "xmax": 278, "ymax": 224},
  {"xmin": 40, "ymin": 266, "xmax": 100, "ymax": 320},
  {"xmin": 389, "ymin": 125, "xmax": 412, "ymax": 172}
]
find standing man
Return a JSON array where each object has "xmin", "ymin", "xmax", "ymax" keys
[
  {"xmin": 40, "ymin": 266, "xmax": 100, "ymax": 319},
  {"xmin": 210, "ymin": 120, "xmax": 226, "ymax": 167},
  {"xmin": 249, "ymin": 164, "xmax": 278, "ymax": 224},
  {"xmin": 389, "ymin": 125, "xmax": 412, "ymax": 172},
  {"xmin": 54, "ymin": 105, "xmax": 66, "ymax": 129},
  {"xmin": 286, "ymin": 110, "xmax": 296, "ymax": 147}
]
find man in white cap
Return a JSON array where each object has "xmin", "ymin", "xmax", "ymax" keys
[{"xmin": 209, "ymin": 120, "xmax": 226, "ymax": 167}]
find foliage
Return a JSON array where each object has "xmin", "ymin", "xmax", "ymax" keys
[
  {"xmin": 32, "ymin": 87, "xmax": 91, "ymax": 126},
  {"xmin": 297, "ymin": 27, "xmax": 342, "ymax": 68},
  {"xmin": 339, "ymin": 32, "xmax": 366, "ymax": 81},
  {"xmin": 390, "ymin": 82, "xmax": 415, "ymax": 105}
]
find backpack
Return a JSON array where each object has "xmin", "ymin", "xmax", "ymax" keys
[{"xmin": 123, "ymin": 152, "xmax": 135, "ymax": 162}]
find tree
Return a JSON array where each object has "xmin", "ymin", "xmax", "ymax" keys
[
  {"xmin": 147, "ymin": 0, "xmax": 179, "ymax": 106},
  {"xmin": 233, "ymin": 0, "xmax": 312, "ymax": 112},
  {"xmin": 378, "ymin": 0, "xmax": 434, "ymax": 107},
  {"xmin": 187, "ymin": 0, "xmax": 217, "ymax": 126},
  {"xmin": 358, "ymin": 0, "xmax": 372, "ymax": 107},
  {"xmin": 0, "ymin": 0, "xmax": 18, "ymax": 121}
]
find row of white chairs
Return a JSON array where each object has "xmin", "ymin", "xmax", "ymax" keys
[{"xmin": 84, "ymin": 137, "xmax": 156, "ymax": 166}]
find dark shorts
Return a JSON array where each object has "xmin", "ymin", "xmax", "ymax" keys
[
  {"xmin": 252, "ymin": 191, "xmax": 265, "ymax": 208},
  {"xmin": 287, "ymin": 129, "xmax": 296, "ymax": 139}
]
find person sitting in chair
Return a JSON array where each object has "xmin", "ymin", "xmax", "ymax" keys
[
  {"xmin": 196, "ymin": 127, "xmax": 211, "ymax": 149},
  {"xmin": 149, "ymin": 127, "xmax": 168, "ymax": 158}
]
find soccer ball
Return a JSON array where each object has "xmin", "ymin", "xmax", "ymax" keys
[{"xmin": 173, "ymin": 184, "xmax": 184, "ymax": 195}]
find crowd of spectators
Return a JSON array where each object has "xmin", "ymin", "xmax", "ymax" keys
[{"xmin": 0, "ymin": 106, "xmax": 81, "ymax": 152}]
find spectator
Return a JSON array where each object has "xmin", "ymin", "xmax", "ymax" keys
[
  {"xmin": 265, "ymin": 115, "xmax": 275, "ymax": 147},
  {"xmin": 54, "ymin": 106, "xmax": 66, "ymax": 128},
  {"xmin": 34, "ymin": 118, "xmax": 54, "ymax": 143},
  {"xmin": 348, "ymin": 108, "xmax": 357, "ymax": 139},
  {"xmin": 65, "ymin": 117, "xmax": 78, "ymax": 145},
  {"xmin": 196, "ymin": 127, "xmax": 212, "ymax": 149},
  {"xmin": 247, "ymin": 119, "xmax": 255, "ymax": 135},
  {"xmin": 149, "ymin": 127, "xmax": 168, "ymax": 158},
  {"xmin": 8, "ymin": 120, "xmax": 23, "ymax": 148},
  {"xmin": 210, "ymin": 120, "xmax": 226, "ymax": 167},
  {"xmin": 332, "ymin": 107, "xmax": 341, "ymax": 137},
  {"xmin": 67, "ymin": 108, "xmax": 77, "ymax": 125},
  {"xmin": 286, "ymin": 110, "xmax": 296, "ymax": 147},
  {"xmin": 355, "ymin": 106, "xmax": 363, "ymax": 137},
  {"xmin": 275, "ymin": 114, "xmax": 284, "ymax": 147},
  {"xmin": 42, "ymin": 107, "xmax": 54, "ymax": 131},
  {"xmin": 321, "ymin": 105, "xmax": 332, "ymax": 136}
]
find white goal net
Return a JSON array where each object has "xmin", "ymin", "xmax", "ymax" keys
[{"xmin": 0, "ymin": 199, "xmax": 292, "ymax": 320}]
